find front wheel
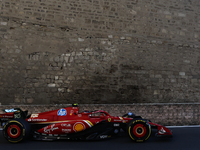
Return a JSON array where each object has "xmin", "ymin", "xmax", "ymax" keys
[
  {"xmin": 128, "ymin": 119, "xmax": 151, "ymax": 142},
  {"xmin": 3, "ymin": 119, "xmax": 30, "ymax": 143}
]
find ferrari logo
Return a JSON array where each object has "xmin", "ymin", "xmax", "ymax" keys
[{"xmin": 108, "ymin": 118, "xmax": 111, "ymax": 122}]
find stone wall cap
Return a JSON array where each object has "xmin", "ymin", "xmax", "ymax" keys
[{"xmin": 1, "ymin": 103, "xmax": 200, "ymax": 107}]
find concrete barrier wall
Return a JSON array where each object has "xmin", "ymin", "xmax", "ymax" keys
[{"xmin": 0, "ymin": 103, "xmax": 199, "ymax": 126}]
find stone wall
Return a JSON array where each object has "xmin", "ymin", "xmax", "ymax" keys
[
  {"xmin": 0, "ymin": 0, "xmax": 200, "ymax": 104},
  {"xmin": 0, "ymin": 104, "xmax": 199, "ymax": 126}
]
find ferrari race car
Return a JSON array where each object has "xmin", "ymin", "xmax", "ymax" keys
[{"xmin": 0, "ymin": 104, "xmax": 172, "ymax": 143}]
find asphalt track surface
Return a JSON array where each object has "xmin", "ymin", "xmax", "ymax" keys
[{"xmin": 0, "ymin": 127, "xmax": 200, "ymax": 150}]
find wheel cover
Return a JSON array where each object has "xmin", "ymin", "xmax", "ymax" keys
[
  {"xmin": 133, "ymin": 124, "xmax": 147, "ymax": 138},
  {"xmin": 7, "ymin": 125, "xmax": 21, "ymax": 138}
]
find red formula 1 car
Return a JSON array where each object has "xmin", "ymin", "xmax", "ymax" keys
[{"xmin": 0, "ymin": 104, "xmax": 172, "ymax": 143}]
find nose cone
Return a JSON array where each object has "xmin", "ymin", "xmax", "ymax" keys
[{"xmin": 157, "ymin": 126, "xmax": 173, "ymax": 137}]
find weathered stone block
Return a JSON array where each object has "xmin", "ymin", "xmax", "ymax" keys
[{"xmin": 48, "ymin": 83, "xmax": 56, "ymax": 87}]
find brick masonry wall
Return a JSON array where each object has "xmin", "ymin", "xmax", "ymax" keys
[
  {"xmin": 0, "ymin": 104, "xmax": 199, "ymax": 126},
  {"xmin": 0, "ymin": 0, "xmax": 200, "ymax": 104}
]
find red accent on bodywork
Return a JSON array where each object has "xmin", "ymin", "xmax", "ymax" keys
[
  {"xmin": 0, "ymin": 113, "xmax": 14, "ymax": 118},
  {"xmin": 149, "ymin": 122, "xmax": 172, "ymax": 136},
  {"xmin": 37, "ymin": 120, "xmax": 98, "ymax": 134}
]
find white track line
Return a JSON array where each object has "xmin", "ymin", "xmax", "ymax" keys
[{"xmin": 166, "ymin": 125, "xmax": 200, "ymax": 128}]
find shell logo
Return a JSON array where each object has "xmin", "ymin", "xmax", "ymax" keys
[{"xmin": 73, "ymin": 122, "xmax": 85, "ymax": 132}]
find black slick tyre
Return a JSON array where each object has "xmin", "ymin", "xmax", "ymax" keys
[
  {"xmin": 3, "ymin": 119, "xmax": 30, "ymax": 143},
  {"xmin": 128, "ymin": 119, "xmax": 151, "ymax": 142}
]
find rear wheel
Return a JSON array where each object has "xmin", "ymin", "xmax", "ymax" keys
[
  {"xmin": 128, "ymin": 119, "xmax": 151, "ymax": 142},
  {"xmin": 3, "ymin": 119, "xmax": 30, "ymax": 143}
]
